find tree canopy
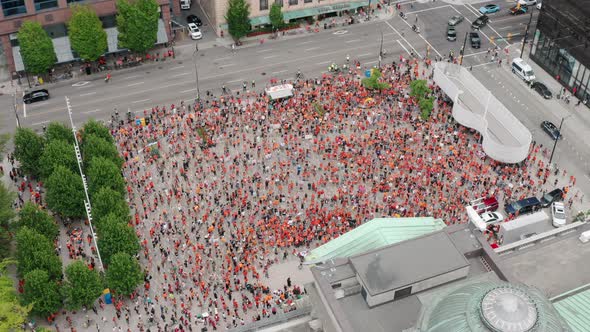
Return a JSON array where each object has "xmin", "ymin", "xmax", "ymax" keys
[
  {"xmin": 45, "ymin": 122, "xmax": 74, "ymax": 145},
  {"xmin": 63, "ymin": 260, "xmax": 103, "ymax": 310},
  {"xmin": 87, "ymin": 157, "xmax": 126, "ymax": 197},
  {"xmin": 68, "ymin": 5, "xmax": 108, "ymax": 61},
  {"xmin": 45, "ymin": 166, "xmax": 85, "ymax": 218},
  {"xmin": 0, "ymin": 259, "xmax": 31, "ymax": 330},
  {"xmin": 14, "ymin": 128, "xmax": 45, "ymax": 178},
  {"xmin": 15, "ymin": 227, "xmax": 62, "ymax": 280},
  {"xmin": 17, "ymin": 21, "xmax": 57, "ymax": 75},
  {"xmin": 116, "ymin": 0, "xmax": 159, "ymax": 53},
  {"xmin": 82, "ymin": 119, "xmax": 113, "ymax": 144},
  {"xmin": 106, "ymin": 252, "xmax": 143, "ymax": 296},
  {"xmin": 97, "ymin": 213, "xmax": 140, "ymax": 266},
  {"xmin": 38, "ymin": 139, "xmax": 78, "ymax": 180},
  {"xmin": 269, "ymin": 3, "xmax": 284, "ymax": 30},
  {"xmin": 82, "ymin": 134, "xmax": 123, "ymax": 168},
  {"xmin": 92, "ymin": 187, "xmax": 130, "ymax": 225},
  {"xmin": 23, "ymin": 269, "xmax": 62, "ymax": 317},
  {"xmin": 18, "ymin": 202, "xmax": 59, "ymax": 241},
  {"xmin": 361, "ymin": 68, "xmax": 391, "ymax": 91},
  {"xmin": 409, "ymin": 80, "xmax": 434, "ymax": 120},
  {"xmin": 225, "ymin": 0, "xmax": 251, "ymax": 42}
]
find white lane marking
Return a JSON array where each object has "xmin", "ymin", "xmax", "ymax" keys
[
  {"xmin": 396, "ymin": 39, "xmax": 411, "ymax": 56},
  {"xmin": 72, "ymin": 81, "xmax": 91, "ymax": 87},
  {"xmin": 120, "ymin": 75, "xmax": 141, "ymax": 81},
  {"xmin": 22, "ymin": 92, "xmax": 26, "ymax": 118},
  {"xmin": 471, "ymin": 62, "xmax": 496, "ymax": 68},
  {"xmin": 271, "ymin": 70, "xmax": 288, "ymax": 74},
  {"xmin": 498, "ymin": 26, "xmax": 513, "ymax": 30},
  {"xmin": 82, "ymin": 109, "xmax": 102, "ymax": 114},
  {"xmin": 406, "ymin": 4, "xmax": 451, "ymax": 14},
  {"xmin": 345, "ymin": 39, "xmax": 361, "ymax": 43},
  {"xmin": 172, "ymin": 72, "xmax": 191, "ymax": 78},
  {"xmin": 132, "ymin": 99, "xmax": 151, "ymax": 104},
  {"xmin": 463, "ymin": 50, "xmax": 488, "ymax": 57},
  {"xmin": 127, "ymin": 81, "xmax": 145, "ymax": 87},
  {"xmin": 365, "ymin": 60, "xmax": 379, "ymax": 65},
  {"xmin": 305, "ymin": 47, "xmax": 320, "ymax": 51},
  {"xmin": 170, "ymin": 65, "xmax": 185, "ymax": 70},
  {"xmin": 358, "ymin": 53, "xmax": 372, "ymax": 57},
  {"xmin": 227, "ymin": 79, "xmax": 243, "ymax": 83},
  {"xmin": 80, "ymin": 92, "xmax": 96, "ymax": 97},
  {"xmin": 219, "ymin": 63, "xmax": 236, "ymax": 68},
  {"xmin": 384, "ymin": 21, "xmax": 422, "ymax": 58},
  {"xmin": 297, "ymin": 41, "xmax": 314, "ymax": 45},
  {"xmin": 180, "ymin": 88, "xmax": 196, "ymax": 93},
  {"xmin": 256, "ymin": 49, "xmax": 273, "ymax": 53},
  {"xmin": 318, "ymin": 61, "xmax": 331, "ymax": 65},
  {"xmin": 464, "ymin": 3, "xmax": 482, "ymax": 17},
  {"xmin": 263, "ymin": 55, "xmax": 278, "ymax": 59},
  {"xmin": 32, "ymin": 120, "xmax": 49, "ymax": 126},
  {"xmin": 397, "ymin": 18, "xmax": 442, "ymax": 58}
]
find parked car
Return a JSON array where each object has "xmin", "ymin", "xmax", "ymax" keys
[
  {"xmin": 510, "ymin": 5, "xmax": 527, "ymax": 15},
  {"xmin": 551, "ymin": 202, "xmax": 566, "ymax": 227},
  {"xmin": 448, "ymin": 15, "xmax": 464, "ymax": 26},
  {"xmin": 472, "ymin": 15, "xmax": 490, "ymax": 29},
  {"xmin": 481, "ymin": 211, "xmax": 504, "ymax": 224},
  {"xmin": 186, "ymin": 14, "xmax": 202, "ymax": 26},
  {"xmin": 540, "ymin": 188, "xmax": 564, "ymax": 207},
  {"xmin": 518, "ymin": 0, "xmax": 537, "ymax": 6},
  {"xmin": 532, "ymin": 82, "xmax": 552, "ymax": 99},
  {"xmin": 505, "ymin": 196, "xmax": 541, "ymax": 215},
  {"xmin": 470, "ymin": 32, "xmax": 481, "ymax": 48},
  {"xmin": 23, "ymin": 89, "xmax": 49, "ymax": 104},
  {"xmin": 188, "ymin": 23, "xmax": 202, "ymax": 40},
  {"xmin": 447, "ymin": 26, "xmax": 457, "ymax": 41},
  {"xmin": 480, "ymin": 4, "xmax": 500, "ymax": 14},
  {"xmin": 541, "ymin": 120, "xmax": 561, "ymax": 140},
  {"xmin": 470, "ymin": 196, "xmax": 499, "ymax": 214},
  {"xmin": 536, "ymin": 2, "xmax": 542, "ymax": 9}
]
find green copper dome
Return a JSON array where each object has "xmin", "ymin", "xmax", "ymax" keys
[{"xmin": 420, "ymin": 281, "xmax": 571, "ymax": 332}]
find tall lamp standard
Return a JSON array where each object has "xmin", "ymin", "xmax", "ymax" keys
[
  {"xmin": 378, "ymin": 30, "xmax": 384, "ymax": 68},
  {"xmin": 520, "ymin": 5, "xmax": 534, "ymax": 58},
  {"xmin": 193, "ymin": 44, "xmax": 201, "ymax": 101},
  {"xmin": 459, "ymin": 31, "xmax": 468, "ymax": 65},
  {"xmin": 548, "ymin": 114, "xmax": 573, "ymax": 165}
]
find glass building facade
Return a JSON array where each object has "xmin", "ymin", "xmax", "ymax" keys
[{"xmin": 530, "ymin": 0, "xmax": 590, "ymax": 105}]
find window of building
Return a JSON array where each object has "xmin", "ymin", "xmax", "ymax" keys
[
  {"xmin": 260, "ymin": 0, "xmax": 268, "ymax": 10},
  {"xmin": 44, "ymin": 23, "xmax": 67, "ymax": 38},
  {"xmin": 304, "ymin": 0, "xmax": 312, "ymax": 3},
  {"xmin": 394, "ymin": 286, "xmax": 412, "ymax": 300},
  {"xmin": 34, "ymin": 0, "xmax": 58, "ymax": 10},
  {"xmin": 9, "ymin": 33, "xmax": 19, "ymax": 47},
  {"xmin": 100, "ymin": 15, "xmax": 117, "ymax": 29},
  {"xmin": 67, "ymin": 0, "xmax": 85, "ymax": 4},
  {"xmin": 2, "ymin": 0, "xmax": 26, "ymax": 17},
  {"xmin": 274, "ymin": 0, "xmax": 282, "ymax": 7},
  {"xmin": 289, "ymin": 0, "xmax": 297, "ymax": 5}
]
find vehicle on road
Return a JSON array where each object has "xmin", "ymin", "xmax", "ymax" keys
[
  {"xmin": 536, "ymin": 2, "xmax": 542, "ymax": 9},
  {"xmin": 186, "ymin": 14, "xmax": 202, "ymax": 26},
  {"xmin": 447, "ymin": 26, "xmax": 457, "ymax": 41},
  {"xmin": 518, "ymin": 0, "xmax": 537, "ymax": 6},
  {"xmin": 448, "ymin": 15, "xmax": 464, "ymax": 26},
  {"xmin": 481, "ymin": 212, "xmax": 504, "ymax": 224},
  {"xmin": 471, "ymin": 15, "xmax": 489, "ymax": 29},
  {"xmin": 505, "ymin": 196, "xmax": 541, "ymax": 215},
  {"xmin": 23, "ymin": 89, "xmax": 49, "ymax": 104},
  {"xmin": 510, "ymin": 5, "xmax": 527, "ymax": 15},
  {"xmin": 479, "ymin": 4, "xmax": 500, "ymax": 14},
  {"xmin": 551, "ymin": 202, "xmax": 566, "ymax": 227},
  {"xmin": 188, "ymin": 23, "xmax": 202, "ymax": 40},
  {"xmin": 470, "ymin": 32, "xmax": 481, "ymax": 48},
  {"xmin": 180, "ymin": 0, "xmax": 191, "ymax": 9},
  {"xmin": 541, "ymin": 120, "xmax": 561, "ymax": 140},
  {"xmin": 540, "ymin": 188, "xmax": 564, "ymax": 207},
  {"xmin": 531, "ymin": 82, "xmax": 552, "ymax": 99},
  {"xmin": 511, "ymin": 57, "xmax": 535, "ymax": 83}
]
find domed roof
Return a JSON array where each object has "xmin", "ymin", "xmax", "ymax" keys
[{"xmin": 421, "ymin": 281, "xmax": 571, "ymax": 332}]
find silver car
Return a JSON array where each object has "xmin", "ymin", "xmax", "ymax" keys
[{"xmin": 448, "ymin": 15, "xmax": 464, "ymax": 26}]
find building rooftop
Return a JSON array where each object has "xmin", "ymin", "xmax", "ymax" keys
[
  {"xmin": 553, "ymin": 284, "xmax": 590, "ymax": 332},
  {"xmin": 350, "ymin": 231, "xmax": 469, "ymax": 296}
]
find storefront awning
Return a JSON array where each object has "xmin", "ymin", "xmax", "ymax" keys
[
  {"xmin": 283, "ymin": 1, "xmax": 367, "ymax": 21},
  {"xmin": 250, "ymin": 16, "xmax": 270, "ymax": 26}
]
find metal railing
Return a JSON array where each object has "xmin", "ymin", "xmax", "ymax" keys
[{"xmin": 227, "ymin": 304, "xmax": 312, "ymax": 332}]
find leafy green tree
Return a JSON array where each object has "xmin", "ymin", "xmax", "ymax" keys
[
  {"xmin": 419, "ymin": 96, "xmax": 435, "ymax": 120},
  {"xmin": 269, "ymin": 3, "xmax": 284, "ymax": 30},
  {"xmin": 409, "ymin": 79, "xmax": 431, "ymax": 99},
  {"xmin": 82, "ymin": 134, "xmax": 123, "ymax": 168},
  {"xmin": 97, "ymin": 214, "xmax": 140, "ymax": 265},
  {"xmin": 45, "ymin": 122, "xmax": 74, "ymax": 145},
  {"xmin": 361, "ymin": 68, "xmax": 391, "ymax": 91},
  {"xmin": 0, "ymin": 259, "xmax": 32, "ymax": 330},
  {"xmin": 45, "ymin": 166, "xmax": 85, "ymax": 218},
  {"xmin": 106, "ymin": 252, "xmax": 143, "ymax": 295},
  {"xmin": 14, "ymin": 128, "xmax": 45, "ymax": 178},
  {"xmin": 17, "ymin": 21, "xmax": 57, "ymax": 75},
  {"xmin": 15, "ymin": 227, "xmax": 62, "ymax": 280},
  {"xmin": 62, "ymin": 260, "xmax": 103, "ymax": 310},
  {"xmin": 0, "ymin": 183, "xmax": 15, "ymax": 259},
  {"xmin": 23, "ymin": 269, "xmax": 62, "ymax": 317},
  {"xmin": 92, "ymin": 187, "xmax": 130, "ymax": 224},
  {"xmin": 87, "ymin": 157, "xmax": 126, "ymax": 197},
  {"xmin": 82, "ymin": 119, "xmax": 113, "ymax": 144},
  {"xmin": 68, "ymin": 5, "xmax": 108, "ymax": 61},
  {"xmin": 18, "ymin": 202, "xmax": 59, "ymax": 241},
  {"xmin": 116, "ymin": 0, "xmax": 159, "ymax": 53},
  {"xmin": 225, "ymin": 0, "xmax": 251, "ymax": 42},
  {"xmin": 38, "ymin": 139, "xmax": 78, "ymax": 180}
]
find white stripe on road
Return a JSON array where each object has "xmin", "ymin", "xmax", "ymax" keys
[
  {"xmin": 345, "ymin": 39, "xmax": 361, "ymax": 43},
  {"xmin": 384, "ymin": 21, "xmax": 421, "ymax": 58},
  {"xmin": 318, "ymin": 61, "xmax": 331, "ymax": 65},
  {"xmin": 271, "ymin": 70, "xmax": 288, "ymax": 74},
  {"xmin": 470, "ymin": 62, "xmax": 496, "ymax": 68},
  {"xmin": 22, "ymin": 93, "xmax": 26, "ymax": 118},
  {"xmin": 498, "ymin": 26, "xmax": 513, "ymax": 30},
  {"xmin": 396, "ymin": 40, "xmax": 411, "ymax": 56},
  {"xmin": 80, "ymin": 92, "xmax": 96, "ymax": 97},
  {"xmin": 463, "ymin": 50, "xmax": 488, "ymax": 58},
  {"xmin": 32, "ymin": 120, "xmax": 49, "ymax": 126},
  {"xmin": 396, "ymin": 17, "xmax": 441, "ymax": 58},
  {"xmin": 170, "ymin": 65, "xmax": 185, "ymax": 70},
  {"xmin": 256, "ymin": 49, "xmax": 273, "ymax": 53},
  {"xmin": 358, "ymin": 53, "xmax": 372, "ymax": 57},
  {"xmin": 132, "ymin": 99, "xmax": 150, "ymax": 104},
  {"xmin": 296, "ymin": 41, "xmax": 314, "ymax": 46},
  {"xmin": 227, "ymin": 79, "xmax": 243, "ymax": 83},
  {"xmin": 305, "ymin": 47, "xmax": 320, "ymax": 51},
  {"xmin": 172, "ymin": 72, "xmax": 191, "ymax": 78},
  {"xmin": 180, "ymin": 88, "xmax": 196, "ymax": 93},
  {"xmin": 82, "ymin": 109, "xmax": 102, "ymax": 114},
  {"xmin": 365, "ymin": 60, "xmax": 379, "ymax": 65},
  {"xmin": 406, "ymin": 4, "xmax": 452, "ymax": 14},
  {"xmin": 219, "ymin": 64, "xmax": 236, "ymax": 68},
  {"xmin": 263, "ymin": 55, "xmax": 278, "ymax": 59},
  {"xmin": 127, "ymin": 81, "xmax": 144, "ymax": 87},
  {"xmin": 120, "ymin": 75, "xmax": 141, "ymax": 81}
]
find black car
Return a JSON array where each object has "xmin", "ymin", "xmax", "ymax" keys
[
  {"xmin": 532, "ymin": 82, "xmax": 552, "ymax": 99},
  {"xmin": 187, "ymin": 14, "xmax": 202, "ymax": 26},
  {"xmin": 472, "ymin": 15, "xmax": 489, "ymax": 29},
  {"xmin": 541, "ymin": 120, "xmax": 561, "ymax": 140},
  {"xmin": 470, "ymin": 32, "xmax": 481, "ymax": 48},
  {"xmin": 505, "ymin": 196, "xmax": 541, "ymax": 215},
  {"xmin": 23, "ymin": 89, "xmax": 49, "ymax": 104},
  {"xmin": 540, "ymin": 188, "xmax": 563, "ymax": 207}
]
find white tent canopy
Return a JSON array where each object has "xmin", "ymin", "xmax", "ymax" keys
[{"xmin": 265, "ymin": 84, "xmax": 293, "ymax": 100}]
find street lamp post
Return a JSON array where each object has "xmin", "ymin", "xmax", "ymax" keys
[
  {"xmin": 193, "ymin": 44, "xmax": 201, "ymax": 101},
  {"xmin": 378, "ymin": 30, "xmax": 384, "ymax": 68},
  {"xmin": 459, "ymin": 31, "xmax": 469, "ymax": 65},
  {"xmin": 13, "ymin": 93, "xmax": 20, "ymax": 128},
  {"xmin": 548, "ymin": 114, "xmax": 572, "ymax": 165},
  {"xmin": 520, "ymin": 6, "xmax": 534, "ymax": 58}
]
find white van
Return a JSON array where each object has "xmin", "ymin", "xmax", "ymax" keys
[
  {"xmin": 512, "ymin": 57, "xmax": 535, "ymax": 83},
  {"xmin": 180, "ymin": 0, "xmax": 191, "ymax": 10}
]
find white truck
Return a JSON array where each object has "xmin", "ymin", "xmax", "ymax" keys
[{"xmin": 180, "ymin": 0, "xmax": 191, "ymax": 10}]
